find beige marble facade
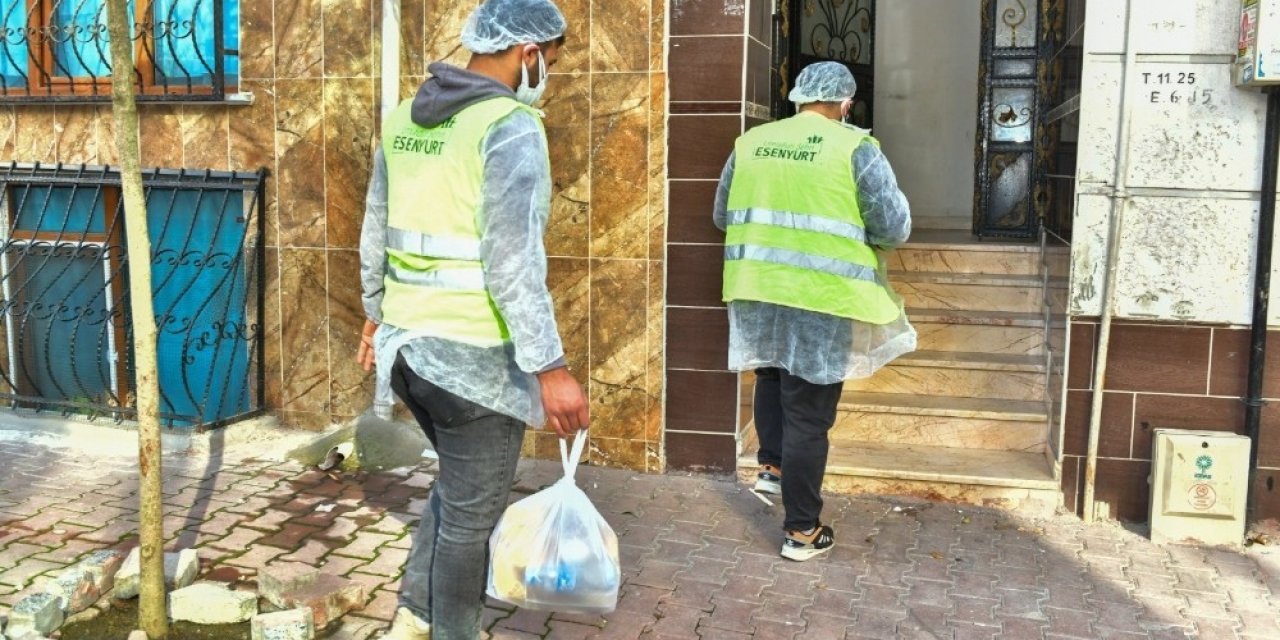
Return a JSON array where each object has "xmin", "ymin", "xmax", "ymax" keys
[{"xmin": 1, "ymin": 0, "xmax": 668, "ymax": 472}]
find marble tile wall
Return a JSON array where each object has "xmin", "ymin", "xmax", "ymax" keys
[
  {"xmin": 2, "ymin": 0, "xmax": 668, "ymax": 473},
  {"xmin": 514, "ymin": 0, "xmax": 668, "ymax": 473}
]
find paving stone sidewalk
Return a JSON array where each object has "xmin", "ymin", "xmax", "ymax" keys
[{"xmin": 0, "ymin": 438, "xmax": 1277, "ymax": 639}]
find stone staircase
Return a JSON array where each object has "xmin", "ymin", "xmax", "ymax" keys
[{"xmin": 738, "ymin": 231, "xmax": 1062, "ymax": 515}]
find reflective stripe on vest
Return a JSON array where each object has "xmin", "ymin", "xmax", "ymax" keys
[
  {"xmin": 726, "ymin": 208, "xmax": 868, "ymax": 244},
  {"xmin": 722, "ymin": 114, "xmax": 900, "ymax": 324},
  {"xmin": 387, "ymin": 265, "xmax": 487, "ymax": 291},
  {"xmin": 724, "ymin": 245, "xmax": 879, "ymax": 284},
  {"xmin": 386, "ymin": 228, "xmax": 482, "ymax": 261},
  {"xmin": 379, "ymin": 96, "xmax": 543, "ymax": 345}
]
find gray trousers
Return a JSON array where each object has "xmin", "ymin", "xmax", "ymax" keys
[{"xmin": 390, "ymin": 354, "xmax": 526, "ymax": 639}]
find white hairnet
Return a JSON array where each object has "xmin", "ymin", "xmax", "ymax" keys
[
  {"xmin": 461, "ymin": 0, "xmax": 568, "ymax": 54},
  {"xmin": 788, "ymin": 62, "xmax": 857, "ymax": 105}
]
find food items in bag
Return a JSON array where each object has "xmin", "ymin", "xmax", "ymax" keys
[{"xmin": 487, "ymin": 433, "xmax": 620, "ymax": 614}]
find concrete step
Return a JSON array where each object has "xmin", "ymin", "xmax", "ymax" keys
[
  {"xmin": 909, "ymin": 309, "xmax": 1046, "ymax": 355},
  {"xmin": 822, "ymin": 441, "xmax": 1056, "ymax": 488},
  {"xmin": 888, "ymin": 247, "xmax": 1041, "ymax": 276},
  {"xmin": 845, "ymin": 350, "xmax": 1047, "ymax": 402},
  {"xmin": 833, "ymin": 392, "xmax": 1048, "ymax": 453},
  {"xmin": 836, "ymin": 391, "xmax": 1048, "ymax": 421},
  {"xmin": 891, "ymin": 271, "xmax": 1044, "ymax": 314},
  {"xmin": 831, "ymin": 410, "xmax": 1047, "ymax": 453},
  {"xmin": 737, "ymin": 440, "xmax": 1060, "ymax": 516},
  {"xmin": 894, "ymin": 350, "xmax": 1046, "ymax": 372},
  {"xmin": 902, "ymin": 230, "xmax": 1040, "ymax": 253}
]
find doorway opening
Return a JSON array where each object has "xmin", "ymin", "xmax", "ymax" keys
[
  {"xmin": 736, "ymin": 0, "xmax": 1086, "ymax": 507},
  {"xmin": 772, "ymin": 0, "xmax": 1084, "ymax": 239}
]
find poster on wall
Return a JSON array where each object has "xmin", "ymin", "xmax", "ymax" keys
[{"xmin": 1237, "ymin": 0, "xmax": 1280, "ymax": 86}]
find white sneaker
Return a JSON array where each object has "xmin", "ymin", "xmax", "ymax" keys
[
  {"xmin": 380, "ymin": 607, "xmax": 432, "ymax": 640},
  {"xmin": 754, "ymin": 465, "xmax": 782, "ymax": 495},
  {"xmin": 780, "ymin": 524, "xmax": 835, "ymax": 562}
]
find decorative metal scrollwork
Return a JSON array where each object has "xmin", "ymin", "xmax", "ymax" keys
[
  {"xmin": 1002, "ymin": 0, "xmax": 1029, "ymax": 46},
  {"xmin": 975, "ymin": 0, "xmax": 1043, "ymax": 238},
  {"xmin": 0, "ymin": 0, "xmax": 236, "ymax": 102},
  {"xmin": 0, "ymin": 163, "xmax": 267, "ymax": 429},
  {"xmin": 994, "ymin": 103, "xmax": 1032, "ymax": 129},
  {"xmin": 802, "ymin": 0, "xmax": 873, "ymax": 65}
]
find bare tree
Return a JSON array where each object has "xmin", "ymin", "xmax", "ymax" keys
[{"xmin": 104, "ymin": 0, "xmax": 168, "ymax": 636}]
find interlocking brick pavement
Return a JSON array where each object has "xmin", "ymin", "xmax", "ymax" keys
[{"xmin": 0, "ymin": 439, "xmax": 1278, "ymax": 638}]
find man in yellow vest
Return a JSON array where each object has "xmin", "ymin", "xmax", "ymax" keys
[
  {"xmin": 357, "ymin": 1, "xmax": 587, "ymax": 637},
  {"xmin": 715, "ymin": 62, "xmax": 915, "ymax": 562}
]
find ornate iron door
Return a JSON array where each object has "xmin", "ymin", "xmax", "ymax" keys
[
  {"xmin": 973, "ymin": 0, "xmax": 1073, "ymax": 239},
  {"xmin": 774, "ymin": 0, "xmax": 876, "ymax": 129}
]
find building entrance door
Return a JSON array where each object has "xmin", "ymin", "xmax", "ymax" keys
[
  {"xmin": 774, "ymin": 0, "xmax": 876, "ymax": 129},
  {"xmin": 772, "ymin": 0, "xmax": 1083, "ymax": 240},
  {"xmin": 743, "ymin": 0, "xmax": 1086, "ymax": 505},
  {"xmin": 973, "ymin": 0, "xmax": 1083, "ymax": 239}
]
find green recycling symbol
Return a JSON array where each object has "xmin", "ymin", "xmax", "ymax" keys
[{"xmin": 1195, "ymin": 455, "xmax": 1214, "ymax": 479}]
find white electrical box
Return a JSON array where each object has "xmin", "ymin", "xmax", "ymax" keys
[
  {"xmin": 1237, "ymin": 0, "xmax": 1280, "ymax": 87},
  {"xmin": 1149, "ymin": 430, "xmax": 1251, "ymax": 547}
]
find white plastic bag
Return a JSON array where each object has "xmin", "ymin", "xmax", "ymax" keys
[{"xmin": 487, "ymin": 433, "xmax": 620, "ymax": 614}]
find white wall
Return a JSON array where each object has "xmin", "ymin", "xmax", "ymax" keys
[
  {"xmin": 1072, "ymin": 0, "xmax": 1278, "ymax": 325},
  {"xmin": 874, "ymin": 0, "xmax": 982, "ymax": 225}
]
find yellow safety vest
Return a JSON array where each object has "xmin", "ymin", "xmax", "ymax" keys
[
  {"xmin": 381, "ymin": 96, "xmax": 544, "ymax": 345},
  {"xmin": 723, "ymin": 113, "xmax": 899, "ymax": 324}
]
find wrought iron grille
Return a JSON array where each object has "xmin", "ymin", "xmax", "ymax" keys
[
  {"xmin": 0, "ymin": 0, "xmax": 239, "ymax": 103},
  {"xmin": 774, "ymin": 0, "xmax": 876, "ymax": 129},
  {"xmin": 0, "ymin": 162, "xmax": 266, "ymax": 430},
  {"xmin": 973, "ymin": 0, "xmax": 1075, "ymax": 239}
]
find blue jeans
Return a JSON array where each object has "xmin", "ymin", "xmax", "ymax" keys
[{"xmin": 390, "ymin": 354, "xmax": 526, "ymax": 639}]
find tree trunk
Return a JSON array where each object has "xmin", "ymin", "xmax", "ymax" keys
[{"xmin": 104, "ymin": 1, "xmax": 168, "ymax": 637}]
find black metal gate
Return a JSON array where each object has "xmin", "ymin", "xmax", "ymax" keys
[
  {"xmin": 973, "ymin": 0, "xmax": 1079, "ymax": 239},
  {"xmin": 0, "ymin": 163, "xmax": 267, "ymax": 429},
  {"xmin": 773, "ymin": 0, "xmax": 876, "ymax": 129}
]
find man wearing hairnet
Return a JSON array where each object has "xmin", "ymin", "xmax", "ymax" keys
[
  {"xmin": 357, "ymin": 0, "xmax": 586, "ymax": 637},
  {"xmin": 714, "ymin": 61, "xmax": 914, "ymax": 562}
]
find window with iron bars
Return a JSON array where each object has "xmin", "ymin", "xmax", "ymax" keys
[
  {"xmin": 0, "ymin": 163, "xmax": 266, "ymax": 429},
  {"xmin": 0, "ymin": 0, "xmax": 240, "ymax": 102}
]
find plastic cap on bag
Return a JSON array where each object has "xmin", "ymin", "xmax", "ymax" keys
[
  {"xmin": 789, "ymin": 61, "xmax": 858, "ymax": 105},
  {"xmin": 461, "ymin": 0, "xmax": 568, "ymax": 54}
]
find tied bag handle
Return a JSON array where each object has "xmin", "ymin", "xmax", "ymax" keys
[{"xmin": 559, "ymin": 430, "xmax": 588, "ymax": 481}]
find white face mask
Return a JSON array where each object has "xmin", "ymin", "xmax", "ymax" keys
[{"xmin": 516, "ymin": 49, "xmax": 548, "ymax": 106}]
